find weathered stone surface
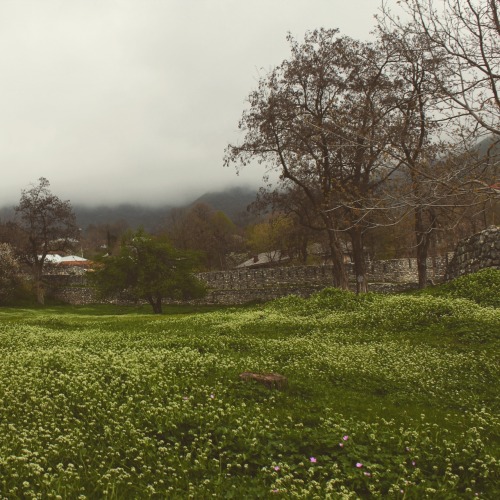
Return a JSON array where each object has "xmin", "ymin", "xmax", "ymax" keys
[
  {"xmin": 445, "ymin": 226, "xmax": 500, "ymax": 281},
  {"xmin": 239, "ymin": 372, "xmax": 288, "ymax": 390}
]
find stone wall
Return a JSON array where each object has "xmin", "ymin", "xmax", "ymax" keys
[
  {"xmin": 367, "ymin": 257, "xmax": 450, "ymax": 284},
  {"xmin": 44, "ymin": 274, "xmax": 98, "ymax": 305},
  {"xmin": 198, "ymin": 257, "xmax": 450, "ymax": 290},
  {"xmin": 47, "ymin": 256, "xmax": 450, "ymax": 306},
  {"xmin": 194, "ymin": 258, "xmax": 449, "ymax": 305},
  {"xmin": 45, "ymin": 227, "xmax": 500, "ymax": 306},
  {"xmin": 445, "ymin": 226, "xmax": 500, "ymax": 281}
]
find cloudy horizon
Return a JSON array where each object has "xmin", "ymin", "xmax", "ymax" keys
[{"xmin": 0, "ymin": 0, "xmax": 390, "ymax": 208}]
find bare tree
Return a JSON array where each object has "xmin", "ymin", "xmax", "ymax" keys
[
  {"xmin": 227, "ymin": 18, "xmax": 497, "ymax": 290},
  {"xmin": 165, "ymin": 203, "xmax": 239, "ymax": 270},
  {"xmin": 225, "ymin": 29, "xmax": 405, "ymax": 290},
  {"xmin": 385, "ymin": 0, "xmax": 499, "ymax": 137},
  {"xmin": 80, "ymin": 220, "xmax": 129, "ymax": 257},
  {"xmin": 15, "ymin": 177, "xmax": 78, "ymax": 304},
  {"xmin": 373, "ymin": 22, "xmax": 445, "ymax": 287},
  {"xmin": 376, "ymin": 3, "xmax": 500, "ymax": 286}
]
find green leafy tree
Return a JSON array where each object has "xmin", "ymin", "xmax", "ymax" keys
[
  {"xmin": 91, "ymin": 230, "xmax": 206, "ymax": 314},
  {"xmin": 246, "ymin": 213, "xmax": 310, "ymax": 264}
]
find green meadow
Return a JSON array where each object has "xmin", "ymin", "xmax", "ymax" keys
[{"xmin": 0, "ymin": 270, "xmax": 499, "ymax": 498}]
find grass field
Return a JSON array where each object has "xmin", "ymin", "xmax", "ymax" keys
[{"xmin": 0, "ymin": 270, "xmax": 499, "ymax": 498}]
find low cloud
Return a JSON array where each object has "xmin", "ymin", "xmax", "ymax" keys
[{"xmin": 0, "ymin": 0, "xmax": 384, "ymax": 207}]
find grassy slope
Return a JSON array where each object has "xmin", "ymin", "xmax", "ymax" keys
[{"xmin": 0, "ymin": 270, "xmax": 498, "ymax": 498}]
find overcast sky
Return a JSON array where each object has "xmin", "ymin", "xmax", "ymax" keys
[{"xmin": 0, "ymin": 0, "xmax": 392, "ymax": 207}]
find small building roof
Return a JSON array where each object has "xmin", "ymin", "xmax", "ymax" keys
[
  {"xmin": 58, "ymin": 255, "xmax": 91, "ymax": 268},
  {"xmin": 236, "ymin": 250, "xmax": 289, "ymax": 269},
  {"xmin": 59, "ymin": 255, "xmax": 88, "ymax": 263},
  {"xmin": 42, "ymin": 254, "xmax": 63, "ymax": 264},
  {"xmin": 41, "ymin": 254, "xmax": 90, "ymax": 268}
]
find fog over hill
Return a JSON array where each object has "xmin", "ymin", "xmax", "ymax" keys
[
  {"xmin": 0, "ymin": 186, "xmax": 259, "ymax": 232},
  {"xmin": 2, "ymin": 138, "xmax": 495, "ymax": 232},
  {"xmin": 74, "ymin": 186, "xmax": 259, "ymax": 231},
  {"xmin": 73, "ymin": 204, "xmax": 174, "ymax": 233},
  {"xmin": 188, "ymin": 187, "xmax": 259, "ymax": 224}
]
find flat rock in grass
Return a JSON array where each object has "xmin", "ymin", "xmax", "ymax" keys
[{"xmin": 239, "ymin": 372, "xmax": 288, "ymax": 390}]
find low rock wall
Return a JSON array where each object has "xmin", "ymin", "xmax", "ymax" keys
[
  {"xmin": 197, "ymin": 257, "xmax": 449, "ymax": 290},
  {"xmin": 44, "ymin": 228, "xmax": 500, "ymax": 306},
  {"xmin": 445, "ymin": 226, "xmax": 500, "ymax": 280},
  {"xmin": 47, "ymin": 257, "xmax": 447, "ymax": 305}
]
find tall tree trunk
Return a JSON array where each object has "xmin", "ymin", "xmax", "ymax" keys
[
  {"xmin": 326, "ymin": 229, "xmax": 349, "ymax": 290},
  {"xmin": 34, "ymin": 264, "xmax": 45, "ymax": 305},
  {"xmin": 154, "ymin": 296, "xmax": 163, "ymax": 315},
  {"xmin": 147, "ymin": 295, "xmax": 163, "ymax": 314},
  {"xmin": 35, "ymin": 281, "xmax": 45, "ymax": 305},
  {"xmin": 349, "ymin": 227, "xmax": 368, "ymax": 293},
  {"xmin": 414, "ymin": 207, "xmax": 436, "ymax": 289},
  {"xmin": 299, "ymin": 236, "xmax": 308, "ymax": 264}
]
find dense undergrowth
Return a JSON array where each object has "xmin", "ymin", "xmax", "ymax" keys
[{"xmin": 0, "ymin": 270, "xmax": 498, "ymax": 498}]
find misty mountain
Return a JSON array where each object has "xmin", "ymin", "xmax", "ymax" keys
[
  {"xmin": 0, "ymin": 202, "xmax": 170, "ymax": 233},
  {"xmin": 73, "ymin": 186, "xmax": 258, "ymax": 231},
  {"xmin": 189, "ymin": 186, "xmax": 258, "ymax": 224},
  {"xmin": 0, "ymin": 186, "xmax": 259, "ymax": 232},
  {"xmin": 73, "ymin": 204, "xmax": 173, "ymax": 232},
  {"xmin": 476, "ymin": 135, "xmax": 500, "ymax": 158}
]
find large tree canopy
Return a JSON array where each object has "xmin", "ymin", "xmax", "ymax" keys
[
  {"xmin": 225, "ymin": 29, "xmax": 404, "ymax": 290},
  {"xmin": 226, "ymin": 23, "xmax": 498, "ymax": 291},
  {"xmin": 377, "ymin": 1, "xmax": 500, "ymax": 286},
  {"xmin": 91, "ymin": 230, "xmax": 206, "ymax": 314}
]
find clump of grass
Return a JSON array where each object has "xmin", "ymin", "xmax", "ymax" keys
[{"xmin": 424, "ymin": 268, "xmax": 500, "ymax": 307}]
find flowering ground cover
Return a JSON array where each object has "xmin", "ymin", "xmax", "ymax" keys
[{"xmin": 0, "ymin": 270, "xmax": 499, "ymax": 498}]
